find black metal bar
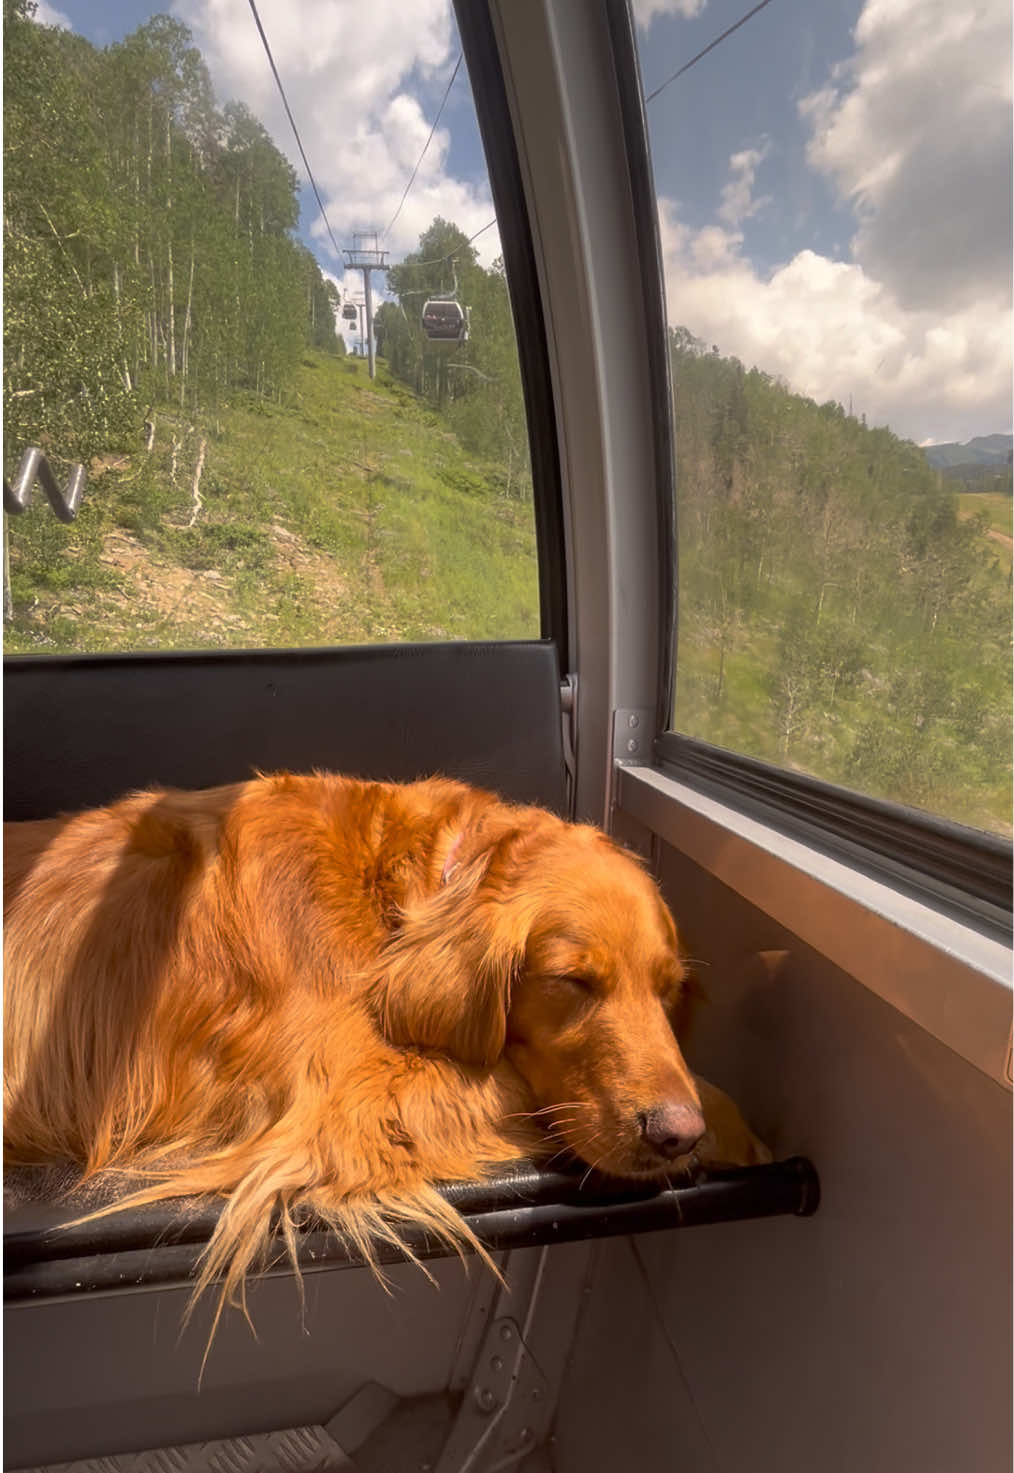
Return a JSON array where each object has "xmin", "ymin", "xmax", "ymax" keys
[
  {"xmin": 4, "ymin": 1158, "xmax": 818, "ymax": 1303},
  {"xmin": 2, "ymin": 1163, "xmax": 598, "ymax": 1267}
]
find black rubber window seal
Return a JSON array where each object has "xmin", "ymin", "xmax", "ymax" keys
[
  {"xmin": 453, "ymin": 0, "xmax": 568, "ymax": 655},
  {"xmin": 655, "ymin": 732, "xmax": 1013, "ymax": 939}
]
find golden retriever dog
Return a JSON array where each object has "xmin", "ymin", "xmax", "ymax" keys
[{"xmin": 4, "ymin": 772, "xmax": 767, "ymax": 1316}]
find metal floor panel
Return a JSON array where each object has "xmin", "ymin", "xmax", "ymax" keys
[{"xmin": 13, "ymin": 1425, "xmax": 357, "ymax": 1473}]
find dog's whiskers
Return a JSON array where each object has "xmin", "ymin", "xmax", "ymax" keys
[
  {"xmin": 578, "ymin": 1144, "xmax": 613, "ymax": 1191},
  {"xmin": 539, "ymin": 1125, "xmax": 600, "ymax": 1163},
  {"xmin": 538, "ymin": 1145, "xmax": 575, "ymax": 1169},
  {"xmin": 501, "ymin": 1101, "xmax": 592, "ymax": 1122},
  {"xmin": 561, "ymin": 1125, "xmax": 613, "ymax": 1190}
]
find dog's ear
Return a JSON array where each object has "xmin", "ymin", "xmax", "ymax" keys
[{"xmin": 373, "ymin": 837, "xmax": 529, "ymax": 1070}]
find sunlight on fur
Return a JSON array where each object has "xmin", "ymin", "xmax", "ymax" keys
[{"xmin": 3, "ymin": 773, "xmax": 769, "ymax": 1336}]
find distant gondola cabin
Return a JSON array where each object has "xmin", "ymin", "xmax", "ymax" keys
[{"xmin": 422, "ymin": 299, "xmax": 468, "ymax": 343}]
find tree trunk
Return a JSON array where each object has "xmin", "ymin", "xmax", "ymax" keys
[
  {"xmin": 180, "ymin": 245, "xmax": 195, "ymax": 405},
  {"xmin": 149, "ymin": 258, "xmax": 159, "ymax": 369},
  {"xmin": 166, "ymin": 116, "xmax": 176, "ymax": 380},
  {"xmin": 187, "ymin": 438, "xmax": 207, "ymax": 527},
  {"xmin": 112, "ymin": 262, "xmax": 133, "ymax": 392},
  {"xmin": 133, "ymin": 115, "xmax": 141, "ymax": 268}
]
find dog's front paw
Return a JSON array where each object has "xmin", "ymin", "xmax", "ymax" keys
[{"xmin": 693, "ymin": 1075, "xmax": 772, "ymax": 1169}]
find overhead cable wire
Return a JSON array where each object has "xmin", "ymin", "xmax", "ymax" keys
[
  {"xmin": 464, "ymin": 218, "xmax": 497, "ymax": 247},
  {"xmin": 385, "ymin": 53, "xmax": 463, "ymax": 238},
  {"xmin": 407, "ymin": 217, "xmax": 498, "ymax": 271},
  {"xmin": 246, "ymin": 0, "xmax": 344, "ymax": 262},
  {"xmin": 644, "ymin": 0, "xmax": 777, "ymax": 103}
]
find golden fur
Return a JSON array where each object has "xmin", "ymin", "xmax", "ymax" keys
[{"xmin": 4, "ymin": 772, "xmax": 767, "ymax": 1317}]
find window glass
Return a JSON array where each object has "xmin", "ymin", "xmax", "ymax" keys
[
  {"xmin": 636, "ymin": 0, "xmax": 1012, "ymax": 836},
  {"xmin": 3, "ymin": 0, "xmax": 538, "ymax": 653}
]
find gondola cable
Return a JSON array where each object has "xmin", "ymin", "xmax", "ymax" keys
[
  {"xmin": 385, "ymin": 54, "xmax": 463, "ymax": 238},
  {"xmin": 245, "ymin": 0, "xmax": 344, "ymax": 263},
  {"xmin": 644, "ymin": 0, "xmax": 777, "ymax": 104},
  {"xmin": 409, "ymin": 218, "xmax": 497, "ymax": 271}
]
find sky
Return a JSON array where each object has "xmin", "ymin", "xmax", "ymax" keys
[
  {"xmin": 636, "ymin": 0, "xmax": 1013, "ymax": 444},
  {"xmin": 32, "ymin": 0, "xmax": 1014, "ymax": 444}
]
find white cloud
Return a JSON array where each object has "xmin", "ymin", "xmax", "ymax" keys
[
  {"xmin": 658, "ymin": 200, "xmax": 1011, "ymax": 444},
  {"xmin": 32, "ymin": 0, "xmax": 72, "ymax": 28},
  {"xmin": 171, "ymin": 0, "xmax": 500, "ymax": 271},
  {"xmin": 632, "ymin": 0, "xmax": 707, "ymax": 25},
  {"xmin": 800, "ymin": 0, "xmax": 1012, "ymax": 313},
  {"xmin": 657, "ymin": 0, "xmax": 1012, "ymax": 443},
  {"xmin": 717, "ymin": 141, "xmax": 771, "ymax": 227}
]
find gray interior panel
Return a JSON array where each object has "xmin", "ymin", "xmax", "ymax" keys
[
  {"xmin": 550, "ymin": 841, "xmax": 1012, "ymax": 1473},
  {"xmin": 4, "ymin": 1256, "xmax": 488, "ymax": 1468}
]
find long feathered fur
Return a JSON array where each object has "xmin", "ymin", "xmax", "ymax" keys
[{"xmin": 4, "ymin": 771, "xmax": 768, "ymax": 1330}]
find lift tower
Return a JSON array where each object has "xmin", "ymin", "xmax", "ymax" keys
[{"xmin": 342, "ymin": 233, "xmax": 388, "ymax": 380}]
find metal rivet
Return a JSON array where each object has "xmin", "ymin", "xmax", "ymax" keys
[
  {"xmin": 500, "ymin": 1323, "xmax": 514, "ymax": 1342},
  {"xmin": 490, "ymin": 1354, "xmax": 503, "ymax": 1372},
  {"xmin": 519, "ymin": 1427, "xmax": 534, "ymax": 1445},
  {"xmin": 628, "ymin": 713, "xmax": 640, "ymax": 728},
  {"xmin": 474, "ymin": 1386, "xmax": 498, "ymax": 1413},
  {"xmin": 626, "ymin": 738, "xmax": 639, "ymax": 753}
]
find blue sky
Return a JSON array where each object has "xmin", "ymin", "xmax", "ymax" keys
[
  {"xmin": 638, "ymin": 1, "xmax": 862, "ymax": 273},
  {"xmin": 33, "ymin": 0, "xmax": 1013, "ymax": 442},
  {"xmin": 44, "ymin": 0, "xmax": 854, "ymax": 274},
  {"xmin": 635, "ymin": 0, "xmax": 1012, "ymax": 442},
  {"xmin": 42, "ymin": 0, "xmax": 494, "ymax": 273}
]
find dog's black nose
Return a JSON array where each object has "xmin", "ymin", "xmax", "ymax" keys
[{"xmin": 638, "ymin": 1102, "xmax": 705, "ymax": 1159}]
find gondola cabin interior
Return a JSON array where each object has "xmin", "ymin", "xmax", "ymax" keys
[{"xmin": 3, "ymin": 1, "xmax": 1010, "ymax": 1471}]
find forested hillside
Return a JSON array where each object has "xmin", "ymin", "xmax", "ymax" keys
[
  {"xmin": 3, "ymin": 3, "xmax": 1008, "ymax": 833},
  {"xmin": 378, "ymin": 220, "xmax": 531, "ymax": 500},
  {"xmin": 923, "ymin": 435, "xmax": 1013, "ymax": 472},
  {"xmin": 669, "ymin": 327, "xmax": 1011, "ymax": 830},
  {"xmin": 3, "ymin": 0, "xmax": 341, "ymax": 479},
  {"xmin": 3, "ymin": 3, "xmax": 538, "ymax": 651},
  {"xmin": 3, "ymin": 349, "xmax": 539, "ymax": 651}
]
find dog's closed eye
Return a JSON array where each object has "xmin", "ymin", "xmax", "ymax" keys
[
  {"xmin": 558, "ymin": 973, "xmax": 596, "ymax": 994},
  {"xmin": 525, "ymin": 971, "xmax": 592, "ymax": 995},
  {"xmin": 554, "ymin": 975, "xmax": 603, "ymax": 1015},
  {"xmin": 525, "ymin": 973, "xmax": 600, "ymax": 1015}
]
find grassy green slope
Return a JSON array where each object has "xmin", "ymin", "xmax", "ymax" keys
[
  {"xmin": 956, "ymin": 491, "xmax": 1013, "ymax": 541},
  {"xmin": 5, "ymin": 352, "xmax": 540, "ymax": 653}
]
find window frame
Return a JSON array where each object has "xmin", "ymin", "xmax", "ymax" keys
[
  {"xmin": 4, "ymin": 3, "xmax": 565, "ymax": 663},
  {"xmin": 604, "ymin": 0, "xmax": 677, "ymax": 731},
  {"xmin": 454, "ymin": 0, "xmax": 568, "ymax": 654},
  {"xmin": 654, "ymin": 732, "xmax": 1012, "ymax": 938},
  {"xmin": 615, "ymin": 760, "xmax": 1012, "ymax": 1089}
]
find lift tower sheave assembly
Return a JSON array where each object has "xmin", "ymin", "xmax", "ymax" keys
[{"xmin": 342, "ymin": 232, "xmax": 388, "ymax": 380}]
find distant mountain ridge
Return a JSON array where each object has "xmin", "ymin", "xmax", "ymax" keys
[{"xmin": 923, "ymin": 434, "xmax": 1013, "ymax": 470}]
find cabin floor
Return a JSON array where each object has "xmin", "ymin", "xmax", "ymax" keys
[{"xmin": 9, "ymin": 1388, "xmax": 556, "ymax": 1473}]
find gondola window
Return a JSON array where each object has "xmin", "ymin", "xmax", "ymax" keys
[
  {"xmin": 3, "ymin": 1, "xmax": 539, "ymax": 653},
  {"xmin": 637, "ymin": 0, "xmax": 1012, "ymax": 837}
]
